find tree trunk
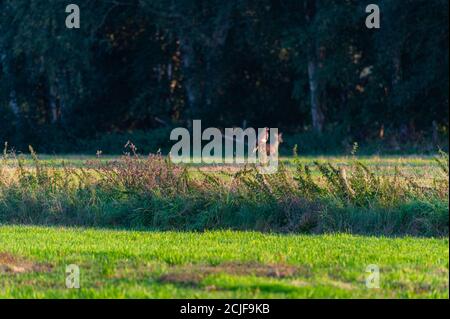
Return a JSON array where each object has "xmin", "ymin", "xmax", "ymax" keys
[
  {"xmin": 202, "ymin": 2, "xmax": 233, "ymax": 110},
  {"xmin": 1, "ymin": 52, "xmax": 20, "ymax": 116},
  {"xmin": 9, "ymin": 90, "xmax": 19, "ymax": 116},
  {"xmin": 307, "ymin": 54, "xmax": 324, "ymax": 133},
  {"xmin": 179, "ymin": 36, "xmax": 201, "ymax": 123},
  {"xmin": 49, "ymin": 85, "xmax": 59, "ymax": 124},
  {"xmin": 305, "ymin": 0, "xmax": 325, "ymax": 133},
  {"xmin": 49, "ymin": 75, "xmax": 66, "ymax": 124}
]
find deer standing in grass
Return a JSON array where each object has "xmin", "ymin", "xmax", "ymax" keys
[
  {"xmin": 253, "ymin": 128, "xmax": 283, "ymax": 157},
  {"xmin": 253, "ymin": 127, "xmax": 269, "ymax": 154},
  {"xmin": 268, "ymin": 132, "xmax": 283, "ymax": 156}
]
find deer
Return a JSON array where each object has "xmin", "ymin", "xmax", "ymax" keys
[
  {"xmin": 268, "ymin": 132, "xmax": 283, "ymax": 156},
  {"xmin": 253, "ymin": 128, "xmax": 283, "ymax": 157},
  {"xmin": 253, "ymin": 127, "xmax": 269, "ymax": 153}
]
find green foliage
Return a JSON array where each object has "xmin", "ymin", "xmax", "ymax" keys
[
  {"xmin": 0, "ymin": 148, "xmax": 448, "ymax": 236},
  {"xmin": 0, "ymin": 1, "xmax": 448, "ymax": 152}
]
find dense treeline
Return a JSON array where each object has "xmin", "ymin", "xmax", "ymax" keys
[{"xmin": 0, "ymin": 0, "xmax": 448, "ymax": 153}]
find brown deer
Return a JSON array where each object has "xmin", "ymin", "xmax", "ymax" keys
[
  {"xmin": 253, "ymin": 127, "xmax": 269, "ymax": 153},
  {"xmin": 267, "ymin": 133, "xmax": 283, "ymax": 156},
  {"xmin": 253, "ymin": 129, "xmax": 283, "ymax": 157}
]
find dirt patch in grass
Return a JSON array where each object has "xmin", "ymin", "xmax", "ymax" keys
[
  {"xmin": 0, "ymin": 252, "xmax": 52, "ymax": 274},
  {"xmin": 158, "ymin": 262, "xmax": 309, "ymax": 286},
  {"xmin": 327, "ymin": 279, "xmax": 356, "ymax": 290}
]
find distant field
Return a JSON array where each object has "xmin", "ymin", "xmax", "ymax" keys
[
  {"xmin": 0, "ymin": 226, "xmax": 448, "ymax": 298},
  {"xmin": 2, "ymin": 154, "xmax": 443, "ymax": 178},
  {"xmin": 6, "ymin": 154, "xmax": 440, "ymax": 167}
]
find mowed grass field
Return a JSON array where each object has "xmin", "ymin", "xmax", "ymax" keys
[{"xmin": 0, "ymin": 226, "xmax": 448, "ymax": 299}]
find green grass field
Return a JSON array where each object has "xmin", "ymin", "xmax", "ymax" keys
[
  {"xmin": 0, "ymin": 153, "xmax": 448, "ymax": 298},
  {"xmin": 0, "ymin": 225, "xmax": 448, "ymax": 298}
]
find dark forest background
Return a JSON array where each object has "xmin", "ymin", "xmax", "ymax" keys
[{"xmin": 0, "ymin": 0, "xmax": 448, "ymax": 155}]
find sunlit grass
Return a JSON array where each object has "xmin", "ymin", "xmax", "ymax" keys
[{"xmin": 0, "ymin": 225, "xmax": 448, "ymax": 298}]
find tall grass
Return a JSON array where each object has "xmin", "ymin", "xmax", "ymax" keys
[{"xmin": 0, "ymin": 143, "xmax": 448, "ymax": 236}]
